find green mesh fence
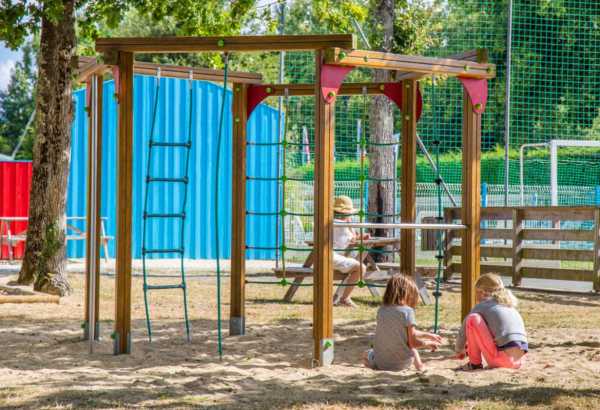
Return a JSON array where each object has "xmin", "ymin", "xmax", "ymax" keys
[
  {"xmin": 250, "ymin": 1, "xmax": 600, "ymax": 267},
  {"xmin": 281, "ymin": 0, "xmax": 600, "ymax": 210}
]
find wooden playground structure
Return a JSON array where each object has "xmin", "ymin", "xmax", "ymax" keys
[{"xmin": 83, "ymin": 34, "xmax": 495, "ymax": 365}]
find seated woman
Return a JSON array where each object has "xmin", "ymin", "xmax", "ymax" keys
[{"xmin": 332, "ymin": 195, "xmax": 368, "ymax": 307}]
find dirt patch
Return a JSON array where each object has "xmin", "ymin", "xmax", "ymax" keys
[{"xmin": 0, "ymin": 271, "xmax": 600, "ymax": 409}]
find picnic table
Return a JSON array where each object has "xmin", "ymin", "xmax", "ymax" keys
[
  {"xmin": 275, "ymin": 236, "xmax": 402, "ymax": 302},
  {"xmin": 0, "ymin": 216, "xmax": 113, "ymax": 261}
]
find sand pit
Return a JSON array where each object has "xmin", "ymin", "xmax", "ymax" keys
[{"xmin": 1, "ymin": 270, "xmax": 600, "ymax": 409}]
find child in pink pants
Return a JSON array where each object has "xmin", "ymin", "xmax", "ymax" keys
[{"xmin": 455, "ymin": 273, "xmax": 528, "ymax": 371}]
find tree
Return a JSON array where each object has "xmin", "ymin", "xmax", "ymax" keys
[
  {"xmin": 0, "ymin": 0, "xmax": 258, "ymax": 295},
  {"xmin": 367, "ymin": 0, "xmax": 395, "ymax": 260}
]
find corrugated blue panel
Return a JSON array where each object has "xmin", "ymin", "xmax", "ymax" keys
[{"xmin": 66, "ymin": 75, "xmax": 280, "ymax": 260}]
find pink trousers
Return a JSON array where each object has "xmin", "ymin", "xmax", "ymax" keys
[{"xmin": 465, "ymin": 314, "xmax": 523, "ymax": 369}]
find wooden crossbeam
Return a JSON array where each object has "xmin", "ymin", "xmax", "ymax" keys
[
  {"xmin": 251, "ymin": 83, "xmax": 399, "ymax": 97},
  {"xmin": 134, "ymin": 61, "xmax": 261, "ymax": 83},
  {"xmin": 76, "ymin": 57, "xmax": 262, "ymax": 84},
  {"xmin": 324, "ymin": 48, "xmax": 496, "ymax": 79},
  {"xmin": 96, "ymin": 34, "xmax": 356, "ymax": 53}
]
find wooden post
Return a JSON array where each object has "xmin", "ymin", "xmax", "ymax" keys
[
  {"xmin": 400, "ymin": 79, "xmax": 417, "ymax": 277},
  {"xmin": 511, "ymin": 208, "xmax": 523, "ymax": 286},
  {"xmin": 230, "ymin": 83, "xmax": 248, "ymax": 335},
  {"xmin": 84, "ymin": 73, "xmax": 103, "ymax": 341},
  {"xmin": 461, "ymin": 88, "xmax": 481, "ymax": 319},
  {"xmin": 313, "ymin": 51, "xmax": 335, "ymax": 366},
  {"xmin": 593, "ymin": 209, "xmax": 600, "ymax": 292},
  {"xmin": 114, "ymin": 51, "xmax": 134, "ymax": 354}
]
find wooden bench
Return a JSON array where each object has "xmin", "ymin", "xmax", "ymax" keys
[
  {"xmin": 273, "ymin": 266, "xmax": 390, "ymax": 302},
  {"xmin": 0, "ymin": 216, "xmax": 113, "ymax": 262}
]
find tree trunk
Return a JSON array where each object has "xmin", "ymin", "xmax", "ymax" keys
[
  {"xmin": 17, "ymin": 0, "xmax": 76, "ymax": 296},
  {"xmin": 368, "ymin": 0, "xmax": 395, "ymax": 262}
]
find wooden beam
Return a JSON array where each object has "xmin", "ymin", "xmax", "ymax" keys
[
  {"xmin": 114, "ymin": 51, "xmax": 134, "ymax": 355},
  {"xmin": 447, "ymin": 49, "xmax": 488, "ymax": 63},
  {"xmin": 449, "ymin": 244, "xmax": 594, "ymax": 261},
  {"xmin": 96, "ymin": 34, "xmax": 356, "ymax": 53},
  {"xmin": 395, "ymin": 49, "xmax": 489, "ymax": 81},
  {"xmin": 313, "ymin": 50, "xmax": 335, "ymax": 366},
  {"xmin": 521, "ymin": 228, "xmax": 594, "ymax": 241},
  {"xmin": 400, "ymin": 80, "xmax": 417, "ymax": 277},
  {"xmin": 325, "ymin": 48, "xmax": 496, "ymax": 79},
  {"xmin": 230, "ymin": 83, "xmax": 248, "ymax": 336},
  {"xmin": 77, "ymin": 57, "xmax": 262, "ymax": 84},
  {"xmin": 461, "ymin": 86, "xmax": 481, "ymax": 319},
  {"xmin": 0, "ymin": 295, "xmax": 60, "ymax": 304},
  {"xmin": 521, "ymin": 267, "xmax": 592, "ymax": 282},
  {"xmin": 256, "ymin": 83, "xmax": 394, "ymax": 97},
  {"xmin": 77, "ymin": 58, "xmax": 107, "ymax": 83},
  {"xmin": 84, "ymin": 74, "xmax": 103, "ymax": 341}
]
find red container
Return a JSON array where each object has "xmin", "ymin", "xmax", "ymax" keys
[{"xmin": 0, "ymin": 161, "xmax": 32, "ymax": 259}]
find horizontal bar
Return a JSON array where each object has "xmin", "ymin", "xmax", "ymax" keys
[
  {"xmin": 146, "ymin": 177, "xmax": 188, "ymax": 183},
  {"xmin": 142, "ymin": 248, "xmax": 184, "ymax": 254},
  {"xmin": 324, "ymin": 48, "xmax": 495, "ymax": 79},
  {"xmin": 150, "ymin": 141, "xmax": 191, "ymax": 148},
  {"xmin": 96, "ymin": 34, "xmax": 356, "ymax": 53},
  {"xmin": 145, "ymin": 284, "xmax": 185, "ymax": 290},
  {"xmin": 335, "ymin": 222, "xmax": 467, "ymax": 230},
  {"xmin": 144, "ymin": 212, "xmax": 185, "ymax": 219}
]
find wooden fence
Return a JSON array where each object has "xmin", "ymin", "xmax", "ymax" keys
[{"xmin": 443, "ymin": 206, "xmax": 600, "ymax": 291}]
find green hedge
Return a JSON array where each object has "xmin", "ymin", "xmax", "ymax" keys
[{"xmin": 292, "ymin": 147, "xmax": 600, "ymax": 186}]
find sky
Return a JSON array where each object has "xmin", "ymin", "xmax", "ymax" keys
[{"xmin": 0, "ymin": 43, "xmax": 21, "ymax": 92}]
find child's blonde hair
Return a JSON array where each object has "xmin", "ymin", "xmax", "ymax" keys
[
  {"xmin": 383, "ymin": 274, "xmax": 419, "ymax": 308},
  {"xmin": 475, "ymin": 273, "xmax": 518, "ymax": 307}
]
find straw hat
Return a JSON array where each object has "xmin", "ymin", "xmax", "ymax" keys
[{"xmin": 333, "ymin": 195, "xmax": 357, "ymax": 215}]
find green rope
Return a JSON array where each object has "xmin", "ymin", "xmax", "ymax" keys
[
  {"xmin": 432, "ymin": 75, "xmax": 443, "ymax": 334},
  {"xmin": 215, "ymin": 53, "xmax": 230, "ymax": 359},
  {"xmin": 280, "ymin": 90, "xmax": 289, "ymax": 281},
  {"xmin": 359, "ymin": 87, "xmax": 368, "ymax": 283},
  {"xmin": 141, "ymin": 69, "xmax": 161, "ymax": 343}
]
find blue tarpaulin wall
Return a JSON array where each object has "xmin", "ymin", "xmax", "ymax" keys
[{"xmin": 67, "ymin": 75, "xmax": 280, "ymax": 260}]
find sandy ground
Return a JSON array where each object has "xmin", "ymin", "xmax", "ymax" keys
[{"xmin": 1, "ymin": 264, "xmax": 600, "ymax": 409}]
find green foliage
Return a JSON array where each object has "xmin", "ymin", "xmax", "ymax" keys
[
  {"xmin": 293, "ymin": 145, "xmax": 600, "ymax": 187},
  {"xmin": 0, "ymin": 43, "xmax": 36, "ymax": 158}
]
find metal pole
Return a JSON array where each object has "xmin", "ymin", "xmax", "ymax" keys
[
  {"xmin": 88, "ymin": 75, "xmax": 99, "ymax": 353},
  {"xmin": 416, "ymin": 134, "xmax": 458, "ymax": 207},
  {"xmin": 550, "ymin": 140, "xmax": 558, "ymax": 206},
  {"xmin": 503, "ymin": 0, "xmax": 513, "ymax": 206},
  {"xmin": 352, "ymin": 17, "xmax": 371, "ymax": 48},
  {"xmin": 275, "ymin": 1, "xmax": 285, "ymax": 268}
]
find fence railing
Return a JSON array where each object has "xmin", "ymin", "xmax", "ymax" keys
[{"xmin": 443, "ymin": 206, "xmax": 600, "ymax": 291}]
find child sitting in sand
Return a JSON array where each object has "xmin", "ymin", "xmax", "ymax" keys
[
  {"xmin": 332, "ymin": 195, "xmax": 369, "ymax": 307},
  {"xmin": 363, "ymin": 274, "xmax": 443, "ymax": 371},
  {"xmin": 455, "ymin": 273, "xmax": 528, "ymax": 371}
]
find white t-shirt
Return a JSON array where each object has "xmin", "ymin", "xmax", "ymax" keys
[{"xmin": 333, "ymin": 219, "xmax": 355, "ymax": 251}]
